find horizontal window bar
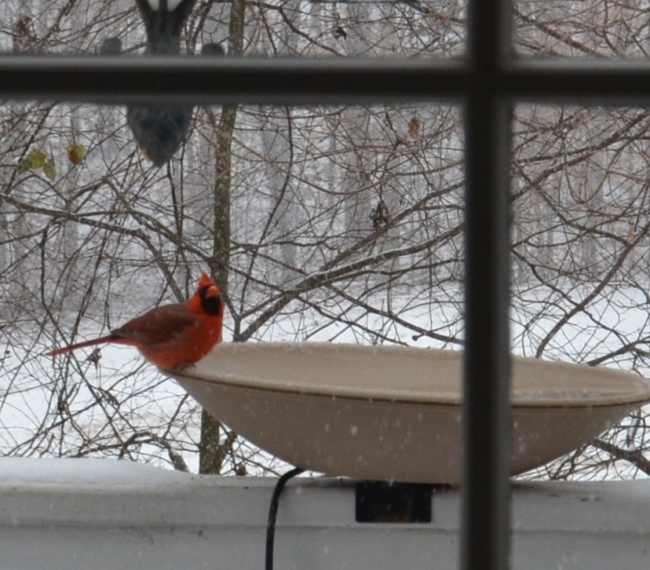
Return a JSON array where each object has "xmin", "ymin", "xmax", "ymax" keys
[
  {"xmin": 3, "ymin": 56, "xmax": 650, "ymax": 105},
  {"xmin": 0, "ymin": 56, "xmax": 466, "ymax": 105},
  {"xmin": 505, "ymin": 59, "xmax": 650, "ymax": 104}
]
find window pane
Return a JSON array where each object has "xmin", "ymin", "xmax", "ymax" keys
[
  {"xmin": 515, "ymin": 0, "xmax": 650, "ymax": 58},
  {"xmin": 0, "ymin": 101, "xmax": 463, "ymax": 471},
  {"xmin": 513, "ymin": 104, "xmax": 650, "ymax": 479},
  {"xmin": 0, "ymin": 0, "xmax": 465, "ymax": 58}
]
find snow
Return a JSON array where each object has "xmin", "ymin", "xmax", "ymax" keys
[{"xmin": 0, "ymin": 456, "xmax": 193, "ymax": 486}]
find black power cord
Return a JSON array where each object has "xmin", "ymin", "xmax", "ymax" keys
[{"xmin": 265, "ymin": 467, "xmax": 304, "ymax": 570}]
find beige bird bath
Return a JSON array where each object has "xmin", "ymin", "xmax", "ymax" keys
[{"xmin": 165, "ymin": 343, "xmax": 650, "ymax": 484}]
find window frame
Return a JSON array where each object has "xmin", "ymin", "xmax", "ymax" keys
[{"xmin": 3, "ymin": 0, "xmax": 644, "ymax": 567}]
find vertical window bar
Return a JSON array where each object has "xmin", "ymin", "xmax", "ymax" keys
[{"xmin": 462, "ymin": 0, "xmax": 513, "ymax": 568}]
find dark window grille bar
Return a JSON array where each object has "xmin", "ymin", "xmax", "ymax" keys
[
  {"xmin": 4, "ymin": 57, "xmax": 650, "ymax": 105},
  {"xmin": 462, "ymin": 0, "xmax": 513, "ymax": 568}
]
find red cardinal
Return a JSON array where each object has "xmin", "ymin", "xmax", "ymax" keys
[{"xmin": 49, "ymin": 272, "xmax": 224, "ymax": 369}]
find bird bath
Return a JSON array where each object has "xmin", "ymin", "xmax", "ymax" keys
[{"xmin": 165, "ymin": 343, "xmax": 650, "ymax": 484}]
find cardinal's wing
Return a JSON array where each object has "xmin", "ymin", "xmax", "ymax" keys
[{"xmin": 111, "ymin": 304, "xmax": 199, "ymax": 346}]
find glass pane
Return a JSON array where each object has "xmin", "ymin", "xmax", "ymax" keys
[
  {"xmin": 513, "ymin": 104, "xmax": 650, "ymax": 480},
  {"xmin": 515, "ymin": 0, "xmax": 650, "ymax": 58},
  {"xmin": 0, "ymin": 100, "xmax": 463, "ymax": 472},
  {"xmin": 0, "ymin": 0, "xmax": 465, "ymax": 58}
]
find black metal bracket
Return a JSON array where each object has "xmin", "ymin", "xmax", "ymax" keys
[{"xmin": 355, "ymin": 481, "xmax": 445, "ymax": 523}]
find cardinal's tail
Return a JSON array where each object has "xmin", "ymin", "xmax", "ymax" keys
[{"xmin": 49, "ymin": 335, "xmax": 117, "ymax": 357}]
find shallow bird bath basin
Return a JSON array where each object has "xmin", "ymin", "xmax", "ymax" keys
[{"xmin": 165, "ymin": 343, "xmax": 650, "ymax": 484}]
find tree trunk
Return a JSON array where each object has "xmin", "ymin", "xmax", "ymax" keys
[{"xmin": 198, "ymin": 0, "xmax": 245, "ymax": 475}]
